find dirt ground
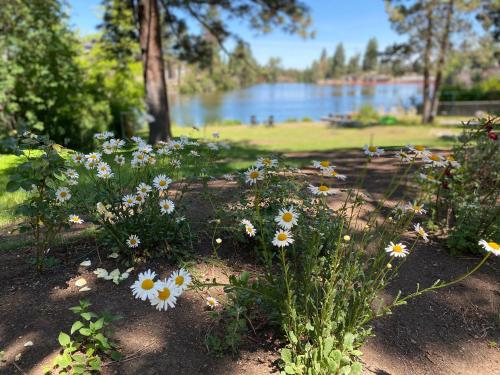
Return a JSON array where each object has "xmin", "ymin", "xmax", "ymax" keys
[{"xmin": 1, "ymin": 151, "xmax": 498, "ymax": 375}]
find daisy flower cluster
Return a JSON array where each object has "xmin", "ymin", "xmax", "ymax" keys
[
  {"xmin": 312, "ymin": 160, "xmax": 347, "ymax": 181},
  {"xmin": 130, "ymin": 268, "xmax": 191, "ymax": 311},
  {"xmin": 271, "ymin": 206, "xmax": 298, "ymax": 248}
]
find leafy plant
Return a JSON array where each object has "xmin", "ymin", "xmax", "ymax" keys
[{"xmin": 45, "ymin": 300, "xmax": 121, "ymax": 374}]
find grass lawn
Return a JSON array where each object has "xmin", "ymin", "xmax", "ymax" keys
[
  {"xmin": 174, "ymin": 122, "xmax": 461, "ymax": 152},
  {"xmin": 0, "ymin": 154, "xmax": 28, "ymax": 226}
]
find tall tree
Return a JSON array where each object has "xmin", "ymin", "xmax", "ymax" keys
[
  {"xmin": 362, "ymin": 38, "xmax": 378, "ymax": 72},
  {"xmin": 101, "ymin": 0, "xmax": 312, "ymax": 143},
  {"xmin": 346, "ymin": 53, "xmax": 361, "ymax": 76},
  {"xmin": 386, "ymin": 0, "xmax": 480, "ymax": 123},
  {"xmin": 329, "ymin": 43, "xmax": 346, "ymax": 78},
  {"xmin": 0, "ymin": 0, "xmax": 110, "ymax": 147}
]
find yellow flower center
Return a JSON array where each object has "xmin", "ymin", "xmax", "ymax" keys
[
  {"xmin": 282, "ymin": 212, "xmax": 293, "ymax": 222},
  {"xmin": 163, "ymin": 204, "xmax": 170, "ymax": 209},
  {"xmin": 157, "ymin": 287, "xmax": 171, "ymax": 300},
  {"xmin": 368, "ymin": 146, "xmax": 377, "ymax": 152},
  {"xmin": 414, "ymin": 205, "xmax": 421, "ymax": 211},
  {"xmin": 488, "ymin": 242, "xmax": 499, "ymax": 250},
  {"xmin": 174, "ymin": 144, "xmax": 180, "ymax": 149},
  {"xmin": 208, "ymin": 298, "xmax": 215, "ymax": 305},
  {"xmin": 320, "ymin": 161, "xmax": 330, "ymax": 168},
  {"xmin": 141, "ymin": 279, "xmax": 154, "ymax": 290},
  {"xmin": 175, "ymin": 275, "xmax": 184, "ymax": 286},
  {"xmin": 393, "ymin": 245, "xmax": 403, "ymax": 253},
  {"xmin": 446, "ymin": 155, "xmax": 455, "ymax": 161},
  {"xmin": 318, "ymin": 185, "xmax": 329, "ymax": 192},
  {"xmin": 246, "ymin": 226, "xmax": 253, "ymax": 234},
  {"xmin": 130, "ymin": 239, "xmax": 137, "ymax": 245},
  {"xmin": 60, "ymin": 192, "xmax": 67, "ymax": 197},
  {"xmin": 250, "ymin": 171, "xmax": 260, "ymax": 179},
  {"xmin": 418, "ymin": 228, "xmax": 425, "ymax": 235},
  {"xmin": 430, "ymin": 154, "xmax": 441, "ymax": 161},
  {"xmin": 159, "ymin": 180, "xmax": 166, "ymax": 186},
  {"xmin": 138, "ymin": 154, "xmax": 144, "ymax": 160},
  {"xmin": 263, "ymin": 158, "xmax": 271, "ymax": 166},
  {"xmin": 277, "ymin": 233, "xmax": 288, "ymax": 241},
  {"xmin": 415, "ymin": 145, "xmax": 425, "ymax": 151}
]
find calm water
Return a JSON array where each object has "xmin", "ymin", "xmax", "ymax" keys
[{"xmin": 169, "ymin": 83, "xmax": 422, "ymax": 126}]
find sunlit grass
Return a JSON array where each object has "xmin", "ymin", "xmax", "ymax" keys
[
  {"xmin": 174, "ymin": 122, "xmax": 460, "ymax": 152},
  {"xmin": 0, "ymin": 154, "xmax": 29, "ymax": 226}
]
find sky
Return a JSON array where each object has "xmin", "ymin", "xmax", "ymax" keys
[{"xmin": 68, "ymin": 0, "xmax": 404, "ymax": 69}]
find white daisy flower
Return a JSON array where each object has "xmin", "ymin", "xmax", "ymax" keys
[
  {"xmin": 68, "ymin": 214, "xmax": 83, "ymax": 224},
  {"xmin": 308, "ymin": 184, "xmax": 336, "ymax": 196},
  {"xmin": 478, "ymin": 240, "xmax": 500, "ymax": 256},
  {"xmin": 323, "ymin": 167, "xmax": 347, "ymax": 180},
  {"xmin": 312, "ymin": 160, "xmax": 334, "ymax": 170},
  {"xmin": 122, "ymin": 194, "xmax": 136, "ymax": 207},
  {"xmin": 71, "ymin": 153, "xmax": 85, "ymax": 164},
  {"xmin": 244, "ymin": 167, "xmax": 264, "ymax": 185},
  {"xmin": 396, "ymin": 149, "xmax": 413, "ymax": 163},
  {"xmin": 405, "ymin": 201, "xmax": 427, "ymax": 215},
  {"xmin": 114, "ymin": 155, "xmax": 125, "ymax": 166},
  {"xmin": 206, "ymin": 296, "xmax": 219, "ymax": 309},
  {"xmin": 131, "ymin": 136, "xmax": 143, "ymax": 143},
  {"xmin": 134, "ymin": 194, "xmax": 145, "ymax": 205},
  {"xmin": 136, "ymin": 182, "xmax": 152, "ymax": 196},
  {"xmin": 414, "ymin": 223, "xmax": 429, "ymax": 243},
  {"xmin": 190, "ymin": 150, "xmax": 200, "ymax": 157},
  {"xmin": 423, "ymin": 153, "xmax": 445, "ymax": 167},
  {"xmin": 407, "ymin": 144, "xmax": 430, "ymax": 158},
  {"xmin": 169, "ymin": 140, "xmax": 184, "ymax": 151},
  {"xmin": 138, "ymin": 143, "xmax": 153, "ymax": 154},
  {"xmin": 97, "ymin": 162, "xmax": 111, "ymax": 174},
  {"xmin": 168, "ymin": 268, "xmax": 191, "ymax": 292},
  {"xmin": 97, "ymin": 169, "xmax": 114, "ymax": 179},
  {"xmin": 84, "ymin": 159, "xmax": 97, "ymax": 170},
  {"xmin": 131, "ymin": 270, "xmax": 157, "ymax": 301},
  {"xmin": 150, "ymin": 279, "xmax": 181, "ymax": 311},
  {"xmin": 207, "ymin": 142, "xmax": 219, "ymax": 151},
  {"xmin": 445, "ymin": 155, "xmax": 460, "ymax": 168},
  {"xmin": 159, "ymin": 199, "xmax": 175, "ymax": 215},
  {"xmin": 274, "ymin": 206, "xmax": 299, "ymax": 230},
  {"xmin": 170, "ymin": 158, "xmax": 181, "ymax": 168},
  {"xmin": 86, "ymin": 152, "xmax": 102, "ymax": 162},
  {"xmin": 245, "ymin": 223, "xmax": 256, "ymax": 237},
  {"xmin": 55, "ymin": 187, "xmax": 71, "ymax": 202},
  {"xmin": 272, "ymin": 229, "xmax": 294, "ymax": 248},
  {"xmin": 256, "ymin": 157, "xmax": 278, "ymax": 169},
  {"xmin": 66, "ymin": 169, "xmax": 79, "ymax": 180},
  {"xmin": 385, "ymin": 242, "xmax": 409, "ymax": 258},
  {"xmin": 363, "ymin": 145, "xmax": 384, "ymax": 157},
  {"xmin": 153, "ymin": 174, "xmax": 172, "ymax": 191},
  {"xmin": 127, "ymin": 234, "xmax": 140, "ymax": 248},
  {"xmin": 419, "ymin": 173, "xmax": 439, "ymax": 184}
]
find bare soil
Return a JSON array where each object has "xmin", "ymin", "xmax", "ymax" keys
[{"xmin": 1, "ymin": 151, "xmax": 498, "ymax": 375}]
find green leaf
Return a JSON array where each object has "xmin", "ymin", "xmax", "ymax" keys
[
  {"xmin": 70, "ymin": 321, "xmax": 84, "ymax": 334},
  {"xmin": 288, "ymin": 331, "xmax": 298, "ymax": 344},
  {"xmin": 58, "ymin": 332, "xmax": 71, "ymax": 346},
  {"xmin": 284, "ymin": 365, "xmax": 296, "ymax": 374},
  {"xmin": 93, "ymin": 317, "xmax": 104, "ymax": 331},
  {"xmin": 281, "ymin": 348, "xmax": 292, "ymax": 363},
  {"xmin": 79, "ymin": 328, "xmax": 92, "ymax": 336},
  {"xmin": 305, "ymin": 322, "xmax": 314, "ymax": 331},
  {"xmin": 350, "ymin": 362, "xmax": 363, "ymax": 375},
  {"xmin": 110, "ymin": 351, "xmax": 123, "ymax": 361},
  {"xmin": 323, "ymin": 337, "xmax": 334, "ymax": 356},
  {"xmin": 343, "ymin": 333, "xmax": 355, "ymax": 349}
]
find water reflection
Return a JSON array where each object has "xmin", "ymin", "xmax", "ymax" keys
[{"xmin": 169, "ymin": 83, "xmax": 422, "ymax": 126}]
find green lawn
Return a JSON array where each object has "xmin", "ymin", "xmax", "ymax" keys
[
  {"xmin": 174, "ymin": 122, "xmax": 460, "ymax": 152},
  {"xmin": 0, "ymin": 154, "xmax": 28, "ymax": 226}
]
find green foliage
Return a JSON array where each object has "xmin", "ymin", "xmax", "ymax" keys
[
  {"xmin": 353, "ymin": 105, "xmax": 380, "ymax": 125},
  {"xmin": 440, "ymin": 77, "xmax": 500, "ymax": 102},
  {"xmin": 45, "ymin": 300, "xmax": 121, "ymax": 374},
  {"xmin": 7, "ymin": 132, "xmax": 72, "ymax": 270},
  {"xmin": 329, "ymin": 43, "xmax": 346, "ymax": 79},
  {"xmin": 0, "ymin": 0, "xmax": 111, "ymax": 149},
  {"xmin": 362, "ymin": 38, "xmax": 378, "ymax": 72},
  {"xmin": 418, "ymin": 117, "xmax": 499, "ymax": 254}
]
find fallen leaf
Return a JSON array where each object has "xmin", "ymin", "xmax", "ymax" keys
[
  {"xmin": 23, "ymin": 341, "xmax": 33, "ymax": 347},
  {"xmin": 80, "ymin": 260, "xmax": 91, "ymax": 267},
  {"xmin": 108, "ymin": 252, "xmax": 119, "ymax": 259},
  {"xmin": 79, "ymin": 286, "xmax": 91, "ymax": 292},
  {"xmin": 15, "ymin": 353, "xmax": 21, "ymax": 361}
]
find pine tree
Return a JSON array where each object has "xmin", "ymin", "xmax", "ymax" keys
[
  {"xmin": 329, "ymin": 43, "xmax": 346, "ymax": 78},
  {"xmin": 362, "ymin": 38, "xmax": 378, "ymax": 72}
]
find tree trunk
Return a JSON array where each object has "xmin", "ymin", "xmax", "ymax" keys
[
  {"xmin": 421, "ymin": 2, "xmax": 434, "ymax": 124},
  {"xmin": 138, "ymin": 0, "xmax": 171, "ymax": 144},
  {"xmin": 429, "ymin": 0, "xmax": 454, "ymax": 123}
]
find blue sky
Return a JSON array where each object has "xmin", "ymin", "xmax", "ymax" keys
[{"xmin": 68, "ymin": 0, "xmax": 403, "ymax": 69}]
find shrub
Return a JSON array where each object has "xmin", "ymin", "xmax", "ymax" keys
[
  {"xmin": 7, "ymin": 132, "xmax": 75, "ymax": 270},
  {"xmin": 418, "ymin": 117, "xmax": 499, "ymax": 254},
  {"xmin": 199, "ymin": 149, "xmax": 495, "ymax": 374}
]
